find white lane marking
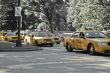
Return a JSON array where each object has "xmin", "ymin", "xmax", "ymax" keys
[
  {"xmin": 7, "ymin": 61, "xmax": 74, "ymax": 69},
  {"xmin": 61, "ymin": 56, "xmax": 95, "ymax": 61},
  {"xmin": 50, "ymin": 53, "xmax": 57, "ymax": 55},
  {"xmin": 61, "ymin": 56, "xmax": 110, "ymax": 62},
  {"xmin": 45, "ymin": 48, "xmax": 62, "ymax": 51},
  {"xmin": 61, "ymin": 56, "xmax": 110, "ymax": 69},
  {"xmin": 0, "ymin": 54, "xmax": 8, "ymax": 57},
  {"xmin": 99, "ymin": 63, "xmax": 110, "ymax": 68},
  {"xmin": 95, "ymin": 72, "xmax": 108, "ymax": 73},
  {"xmin": 83, "ymin": 66, "xmax": 108, "ymax": 70},
  {"xmin": 36, "ymin": 58, "xmax": 45, "ymax": 60}
]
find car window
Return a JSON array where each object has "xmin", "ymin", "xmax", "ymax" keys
[
  {"xmin": 84, "ymin": 32, "xmax": 107, "ymax": 38},
  {"xmin": 45, "ymin": 32, "xmax": 55, "ymax": 37},
  {"xmin": 62, "ymin": 33, "xmax": 73, "ymax": 37},
  {"xmin": 37, "ymin": 32, "xmax": 48, "ymax": 37},
  {"xmin": 72, "ymin": 32, "xmax": 79, "ymax": 38}
]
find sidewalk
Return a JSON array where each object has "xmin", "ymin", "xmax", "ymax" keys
[{"xmin": 0, "ymin": 41, "xmax": 43, "ymax": 51}]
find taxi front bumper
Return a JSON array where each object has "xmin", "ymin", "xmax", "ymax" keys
[{"xmin": 96, "ymin": 46, "xmax": 110, "ymax": 53}]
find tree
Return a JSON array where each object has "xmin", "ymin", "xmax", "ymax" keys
[
  {"xmin": 0, "ymin": 0, "xmax": 17, "ymax": 30},
  {"xmin": 67, "ymin": 0, "xmax": 110, "ymax": 30},
  {"xmin": 0, "ymin": 0, "xmax": 68, "ymax": 31},
  {"xmin": 39, "ymin": 0, "xmax": 67, "ymax": 32},
  {"xmin": 21, "ymin": 0, "xmax": 41, "ymax": 30}
]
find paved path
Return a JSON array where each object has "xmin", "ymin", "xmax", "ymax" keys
[{"xmin": 0, "ymin": 43, "xmax": 110, "ymax": 73}]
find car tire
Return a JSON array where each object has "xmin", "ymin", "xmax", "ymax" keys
[
  {"xmin": 35, "ymin": 40, "xmax": 39, "ymax": 46},
  {"xmin": 56, "ymin": 42, "xmax": 60, "ymax": 44},
  {"xmin": 89, "ymin": 44, "xmax": 96, "ymax": 55},
  {"xmin": 66, "ymin": 43, "xmax": 73, "ymax": 52},
  {"xmin": 25, "ymin": 39, "xmax": 29, "ymax": 45},
  {"xmin": 5, "ymin": 38, "xmax": 7, "ymax": 41},
  {"xmin": 50, "ymin": 44, "xmax": 53, "ymax": 47}
]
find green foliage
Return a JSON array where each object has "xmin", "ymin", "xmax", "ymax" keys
[
  {"xmin": 21, "ymin": 0, "xmax": 41, "ymax": 30},
  {"xmin": 0, "ymin": 0, "xmax": 67, "ymax": 31},
  {"xmin": 0, "ymin": 0, "xmax": 17, "ymax": 30},
  {"xmin": 67, "ymin": 0, "xmax": 110, "ymax": 30}
]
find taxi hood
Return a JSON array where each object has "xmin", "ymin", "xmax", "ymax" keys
[{"xmin": 89, "ymin": 38, "xmax": 110, "ymax": 42}]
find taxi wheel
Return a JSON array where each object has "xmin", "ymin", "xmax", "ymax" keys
[
  {"xmin": 56, "ymin": 42, "xmax": 60, "ymax": 44},
  {"xmin": 26, "ymin": 42, "xmax": 29, "ymax": 45},
  {"xmin": 35, "ymin": 40, "xmax": 39, "ymax": 46},
  {"xmin": 5, "ymin": 38, "xmax": 7, "ymax": 41},
  {"xmin": 50, "ymin": 44, "xmax": 53, "ymax": 47},
  {"xmin": 66, "ymin": 43, "xmax": 73, "ymax": 52},
  {"xmin": 89, "ymin": 44, "xmax": 96, "ymax": 55},
  {"xmin": 25, "ymin": 40, "xmax": 29, "ymax": 45}
]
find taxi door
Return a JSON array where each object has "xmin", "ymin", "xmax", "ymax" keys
[
  {"xmin": 78, "ymin": 32, "xmax": 86, "ymax": 50},
  {"xmin": 29, "ymin": 34, "xmax": 35, "ymax": 44},
  {"xmin": 70, "ymin": 32, "xmax": 79, "ymax": 49},
  {"xmin": 0, "ymin": 33, "xmax": 2, "ymax": 40},
  {"xmin": 0, "ymin": 32, "xmax": 6, "ymax": 41}
]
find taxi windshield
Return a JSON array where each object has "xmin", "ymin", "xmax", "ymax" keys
[
  {"xmin": 45, "ymin": 32, "xmax": 55, "ymax": 37},
  {"xmin": 84, "ymin": 32, "xmax": 107, "ymax": 38},
  {"xmin": 6, "ymin": 33, "xmax": 16, "ymax": 36},
  {"xmin": 37, "ymin": 32, "xmax": 48, "ymax": 37}
]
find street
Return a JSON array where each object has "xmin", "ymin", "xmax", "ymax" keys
[
  {"xmin": 1, "ymin": 0, "xmax": 110, "ymax": 73},
  {"xmin": 0, "ymin": 43, "xmax": 110, "ymax": 73}
]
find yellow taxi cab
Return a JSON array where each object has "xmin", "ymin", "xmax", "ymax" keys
[
  {"xmin": 4, "ymin": 32, "xmax": 18, "ymax": 42},
  {"xmin": 64, "ymin": 30, "xmax": 110, "ymax": 55},
  {"xmin": 44, "ymin": 32, "xmax": 61, "ymax": 44},
  {"xmin": 0, "ymin": 31, "xmax": 7, "ymax": 41},
  {"xmin": 61, "ymin": 33, "xmax": 73, "ymax": 41},
  {"xmin": 101, "ymin": 30, "xmax": 110, "ymax": 38},
  {"xmin": 24, "ymin": 32, "xmax": 54, "ymax": 46},
  {"xmin": 53, "ymin": 36, "xmax": 61, "ymax": 44},
  {"xmin": 20, "ymin": 31, "xmax": 28, "ymax": 40}
]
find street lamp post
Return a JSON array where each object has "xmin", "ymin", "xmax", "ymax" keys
[{"xmin": 16, "ymin": 0, "xmax": 22, "ymax": 47}]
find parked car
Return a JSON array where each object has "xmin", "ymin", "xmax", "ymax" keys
[
  {"xmin": 44, "ymin": 32, "xmax": 61, "ymax": 44},
  {"xmin": 64, "ymin": 30, "xmax": 110, "ymax": 55},
  {"xmin": 20, "ymin": 31, "xmax": 28, "ymax": 40},
  {"xmin": 0, "ymin": 31, "xmax": 7, "ymax": 41},
  {"xmin": 102, "ymin": 30, "xmax": 110, "ymax": 38},
  {"xmin": 24, "ymin": 31, "xmax": 54, "ymax": 46},
  {"xmin": 4, "ymin": 32, "xmax": 17, "ymax": 42},
  {"xmin": 61, "ymin": 33, "xmax": 73, "ymax": 41}
]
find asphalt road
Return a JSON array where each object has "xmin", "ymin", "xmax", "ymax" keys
[{"xmin": 0, "ymin": 43, "xmax": 110, "ymax": 73}]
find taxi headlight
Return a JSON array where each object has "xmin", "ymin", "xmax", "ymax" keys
[{"xmin": 97, "ymin": 42, "xmax": 108, "ymax": 46}]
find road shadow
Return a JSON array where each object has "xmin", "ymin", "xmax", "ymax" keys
[
  {"xmin": 94, "ymin": 53, "xmax": 110, "ymax": 57},
  {"xmin": 0, "ymin": 46, "xmax": 43, "ymax": 52},
  {"xmin": 71, "ymin": 50, "xmax": 110, "ymax": 57},
  {"xmin": 39, "ymin": 45, "xmax": 54, "ymax": 47},
  {"xmin": 0, "ymin": 49, "xmax": 43, "ymax": 52}
]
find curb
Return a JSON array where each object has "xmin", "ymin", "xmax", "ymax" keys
[
  {"xmin": 0, "ymin": 46, "xmax": 43, "ymax": 51},
  {"xmin": 0, "ymin": 41, "xmax": 43, "ymax": 51}
]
